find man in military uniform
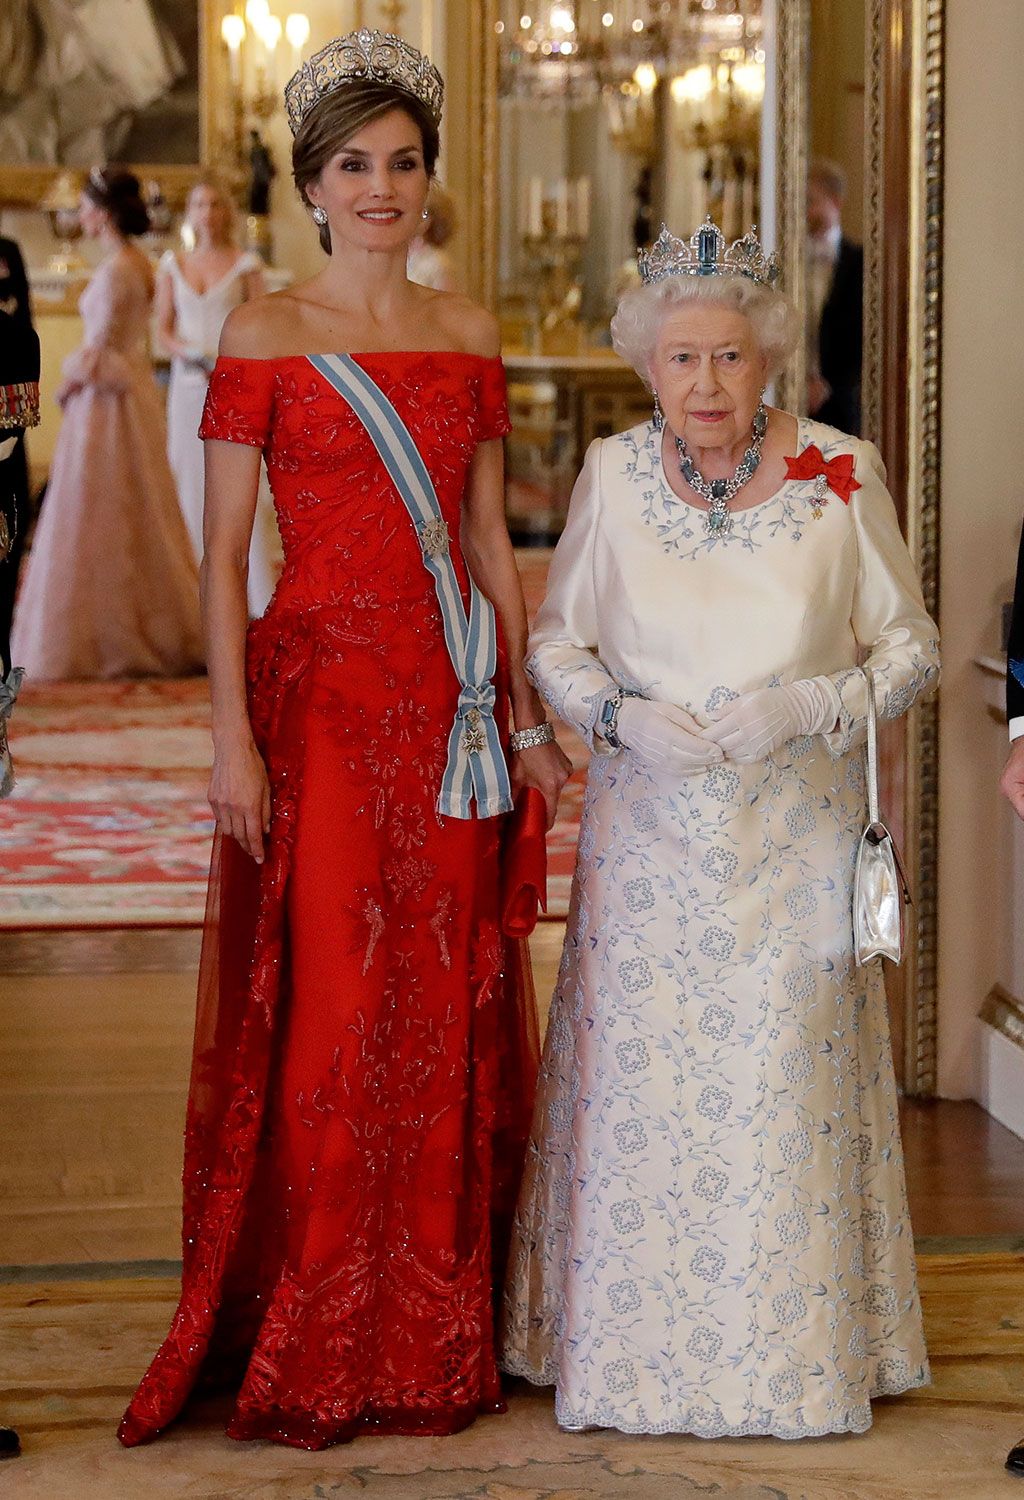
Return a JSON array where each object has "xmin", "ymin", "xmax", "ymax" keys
[
  {"xmin": 0, "ymin": 249, "xmax": 39, "ymax": 1458},
  {"xmin": 0, "ymin": 285, "xmax": 40, "ymax": 811}
]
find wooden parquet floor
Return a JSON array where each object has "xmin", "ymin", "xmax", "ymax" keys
[
  {"xmin": 0, "ymin": 1256, "xmax": 1022, "ymax": 1499},
  {"xmin": 2, "ymin": 925, "xmax": 1024, "ymax": 1496}
]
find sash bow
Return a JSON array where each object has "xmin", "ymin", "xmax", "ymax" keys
[
  {"xmin": 308, "ymin": 353, "xmax": 513, "ymax": 820},
  {"xmin": 784, "ymin": 444, "xmax": 861, "ymax": 503}
]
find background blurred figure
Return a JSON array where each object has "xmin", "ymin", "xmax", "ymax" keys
[
  {"xmin": 806, "ymin": 157, "xmax": 863, "ymax": 434},
  {"xmin": 11, "ymin": 168, "xmax": 203, "ymax": 680},
  {"xmin": 0, "ymin": 234, "xmax": 35, "ymax": 661},
  {"xmin": 0, "ymin": 302, "xmax": 39, "ymax": 802},
  {"xmin": 407, "ymin": 180, "xmax": 458, "ymax": 292},
  {"xmin": 156, "ymin": 175, "xmax": 281, "ymax": 616}
]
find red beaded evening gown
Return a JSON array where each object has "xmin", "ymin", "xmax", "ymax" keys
[{"xmin": 118, "ymin": 351, "xmax": 538, "ymax": 1450}]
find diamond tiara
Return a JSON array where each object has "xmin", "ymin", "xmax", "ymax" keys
[
  {"xmin": 638, "ymin": 218, "xmax": 781, "ymax": 290},
  {"xmin": 284, "ymin": 29, "xmax": 444, "ymax": 136}
]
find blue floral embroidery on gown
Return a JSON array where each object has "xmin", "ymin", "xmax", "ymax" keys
[{"xmin": 501, "ymin": 419, "xmax": 938, "ymax": 1439}]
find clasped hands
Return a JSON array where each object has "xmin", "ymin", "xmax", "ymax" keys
[{"xmin": 616, "ymin": 677, "xmax": 841, "ymax": 775}]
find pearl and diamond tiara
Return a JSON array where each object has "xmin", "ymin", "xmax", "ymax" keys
[
  {"xmin": 284, "ymin": 29, "xmax": 444, "ymax": 136},
  {"xmin": 638, "ymin": 217, "xmax": 781, "ymax": 290}
]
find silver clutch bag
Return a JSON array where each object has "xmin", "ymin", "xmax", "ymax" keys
[{"xmin": 853, "ymin": 667, "xmax": 911, "ymax": 966}]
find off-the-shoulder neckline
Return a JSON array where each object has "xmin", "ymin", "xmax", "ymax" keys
[{"xmin": 216, "ymin": 350, "xmax": 501, "ymax": 364}]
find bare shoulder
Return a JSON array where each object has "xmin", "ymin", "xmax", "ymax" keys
[
  {"xmin": 219, "ymin": 288, "xmax": 295, "ymax": 357},
  {"xmin": 429, "ymin": 291, "xmax": 501, "ymax": 357}
]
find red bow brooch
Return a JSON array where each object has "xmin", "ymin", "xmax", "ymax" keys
[{"xmin": 784, "ymin": 445, "xmax": 861, "ymax": 517}]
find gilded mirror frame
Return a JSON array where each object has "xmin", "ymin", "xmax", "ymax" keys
[
  {"xmin": 0, "ymin": 1, "xmax": 219, "ymax": 211},
  {"xmin": 464, "ymin": 0, "xmax": 944, "ymax": 1095}
]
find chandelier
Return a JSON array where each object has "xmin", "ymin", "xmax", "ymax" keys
[{"xmin": 496, "ymin": 0, "xmax": 764, "ymax": 110}]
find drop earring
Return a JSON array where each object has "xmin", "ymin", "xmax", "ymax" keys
[
  {"xmin": 311, "ymin": 206, "xmax": 328, "ymax": 226},
  {"xmin": 421, "ymin": 207, "xmax": 429, "ymax": 220},
  {"xmin": 652, "ymin": 392, "xmax": 663, "ymax": 432}
]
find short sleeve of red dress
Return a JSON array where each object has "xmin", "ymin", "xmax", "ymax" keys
[
  {"xmin": 475, "ymin": 357, "xmax": 513, "ymax": 443},
  {"xmin": 199, "ymin": 357, "xmax": 274, "ymax": 447}
]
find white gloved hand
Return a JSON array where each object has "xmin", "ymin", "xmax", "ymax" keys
[
  {"xmin": 617, "ymin": 697, "xmax": 724, "ymax": 776},
  {"xmin": 701, "ymin": 677, "xmax": 841, "ymax": 765}
]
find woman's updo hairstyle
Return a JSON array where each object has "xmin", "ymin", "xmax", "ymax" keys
[
  {"xmin": 291, "ymin": 81, "xmax": 439, "ymax": 254},
  {"xmin": 84, "ymin": 168, "xmax": 151, "ymax": 237}
]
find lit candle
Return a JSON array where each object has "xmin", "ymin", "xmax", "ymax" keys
[
  {"xmin": 286, "ymin": 11, "xmax": 310, "ymax": 71},
  {"xmin": 527, "ymin": 175, "xmax": 543, "ymax": 238},
  {"xmin": 575, "ymin": 176, "xmax": 590, "ymax": 237},
  {"xmin": 555, "ymin": 178, "xmax": 570, "ymax": 239},
  {"xmin": 744, "ymin": 173, "xmax": 757, "ymax": 236},
  {"xmin": 721, "ymin": 176, "xmax": 739, "ymax": 240},
  {"xmin": 260, "ymin": 15, "xmax": 282, "ymax": 85},
  {"xmin": 221, "ymin": 13, "xmax": 246, "ymax": 85},
  {"xmin": 244, "ymin": 0, "xmax": 268, "ymax": 71}
]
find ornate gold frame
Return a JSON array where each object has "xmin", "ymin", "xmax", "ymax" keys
[
  {"xmin": 0, "ymin": 1, "xmax": 219, "ymax": 211},
  {"xmin": 466, "ymin": 0, "xmax": 944, "ymax": 1094}
]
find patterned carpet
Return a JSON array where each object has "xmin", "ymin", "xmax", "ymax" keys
[{"xmin": 0, "ymin": 552, "xmax": 587, "ymax": 927}]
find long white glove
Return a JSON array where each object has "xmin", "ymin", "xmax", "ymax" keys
[
  {"xmin": 617, "ymin": 697, "xmax": 724, "ymax": 776},
  {"xmin": 701, "ymin": 677, "xmax": 841, "ymax": 765}
]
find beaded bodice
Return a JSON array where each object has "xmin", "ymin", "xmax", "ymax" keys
[{"xmin": 200, "ymin": 351, "xmax": 510, "ymax": 622}]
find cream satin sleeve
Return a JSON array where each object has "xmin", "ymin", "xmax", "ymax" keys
[
  {"xmin": 823, "ymin": 439, "xmax": 940, "ymax": 755},
  {"xmin": 525, "ymin": 438, "xmax": 621, "ymax": 756}
]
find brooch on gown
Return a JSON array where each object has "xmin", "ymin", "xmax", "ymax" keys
[{"xmin": 784, "ymin": 444, "xmax": 862, "ymax": 518}]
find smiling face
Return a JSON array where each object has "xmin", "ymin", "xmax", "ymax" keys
[
  {"xmin": 649, "ymin": 302, "xmax": 768, "ymax": 452},
  {"xmin": 304, "ymin": 106, "xmax": 429, "ymax": 254}
]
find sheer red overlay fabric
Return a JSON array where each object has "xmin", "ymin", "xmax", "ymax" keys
[{"xmin": 118, "ymin": 353, "xmax": 539, "ymax": 1450}]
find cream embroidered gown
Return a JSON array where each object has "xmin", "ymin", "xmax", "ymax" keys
[{"xmin": 501, "ymin": 416, "xmax": 939, "ymax": 1439}]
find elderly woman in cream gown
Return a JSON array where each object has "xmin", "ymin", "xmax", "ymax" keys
[{"xmin": 501, "ymin": 221, "xmax": 939, "ymax": 1439}]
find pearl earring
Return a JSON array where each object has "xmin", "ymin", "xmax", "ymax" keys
[
  {"xmin": 652, "ymin": 392, "xmax": 664, "ymax": 432},
  {"xmin": 422, "ymin": 207, "xmax": 429, "ymax": 220},
  {"xmin": 311, "ymin": 206, "xmax": 327, "ymax": 226}
]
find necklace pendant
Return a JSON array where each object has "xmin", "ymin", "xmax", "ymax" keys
[{"xmin": 706, "ymin": 498, "xmax": 731, "ymax": 535}]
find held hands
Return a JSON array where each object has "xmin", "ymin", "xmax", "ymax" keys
[
  {"xmin": 209, "ymin": 732, "xmax": 271, "ymax": 863},
  {"xmin": 1000, "ymin": 738, "xmax": 1024, "ymax": 822},
  {"xmin": 702, "ymin": 677, "xmax": 841, "ymax": 765},
  {"xmin": 617, "ymin": 697, "xmax": 724, "ymax": 775},
  {"xmin": 512, "ymin": 738, "xmax": 573, "ymax": 829}
]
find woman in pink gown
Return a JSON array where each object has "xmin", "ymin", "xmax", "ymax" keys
[{"xmin": 11, "ymin": 169, "xmax": 203, "ymax": 681}]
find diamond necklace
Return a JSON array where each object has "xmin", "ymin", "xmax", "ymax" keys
[{"xmin": 674, "ymin": 401, "xmax": 769, "ymax": 536}]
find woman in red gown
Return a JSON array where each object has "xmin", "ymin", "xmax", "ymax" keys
[{"xmin": 119, "ymin": 31, "xmax": 569, "ymax": 1451}]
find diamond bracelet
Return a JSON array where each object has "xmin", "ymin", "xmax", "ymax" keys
[{"xmin": 509, "ymin": 722, "xmax": 555, "ymax": 753}]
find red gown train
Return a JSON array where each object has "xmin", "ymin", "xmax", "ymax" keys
[{"xmin": 118, "ymin": 351, "xmax": 538, "ymax": 1450}]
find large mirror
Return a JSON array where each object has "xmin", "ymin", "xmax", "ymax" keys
[
  {"xmin": 495, "ymin": 1, "xmax": 766, "ymax": 348},
  {"xmin": 463, "ymin": 0, "xmax": 943, "ymax": 1092}
]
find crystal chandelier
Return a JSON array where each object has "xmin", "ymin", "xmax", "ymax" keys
[{"xmin": 496, "ymin": 1, "xmax": 764, "ymax": 111}]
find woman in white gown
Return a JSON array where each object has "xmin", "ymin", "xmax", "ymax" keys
[
  {"xmin": 155, "ymin": 177, "xmax": 282, "ymax": 616},
  {"xmin": 501, "ymin": 221, "xmax": 939, "ymax": 1439}
]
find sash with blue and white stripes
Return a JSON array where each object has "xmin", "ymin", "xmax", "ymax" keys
[{"xmin": 308, "ymin": 354, "xmax": 513, "ymax": 820}]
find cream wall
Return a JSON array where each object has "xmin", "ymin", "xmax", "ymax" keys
[{"xmin": 938, "ymin": 0, "xmax": 1024, "ymax": 1096}]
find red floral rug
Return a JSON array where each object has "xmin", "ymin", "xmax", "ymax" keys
[{"xmin": 0, "ymin": 553, "xmax": 587, "ymax": 928}]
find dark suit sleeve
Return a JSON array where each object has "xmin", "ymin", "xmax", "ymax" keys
[
  {"xmin": 1007, "ymin": 517, "xmax": 1024, "ymax": 731},
  {"xmin": 0, "ymin": 239, "xmax": 33, "ymax": 331},
  {"xmin": 818, "ymin": 241, "xmax": 863, "ymax": 411}
]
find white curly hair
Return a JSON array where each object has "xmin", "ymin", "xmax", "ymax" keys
[{"xmin": 610, "ymin": 274, "xmax": 801, "ymax": 389}]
